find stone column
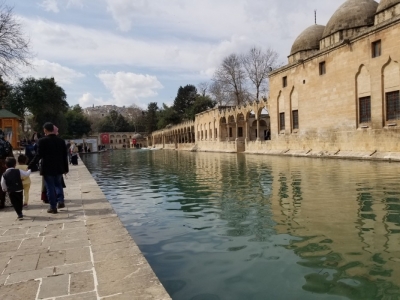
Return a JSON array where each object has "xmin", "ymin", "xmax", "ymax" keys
[{"xmin": 256, "ymin": 119, "xmax": 260, "ymax": 141}]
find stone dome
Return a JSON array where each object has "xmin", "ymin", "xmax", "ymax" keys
[
  {"xmin": 322, "ymin": 0, "xmax": 379, "ymax": 38},
  {"xmin": 377, "ymin": 0, "xmax": 400, "ymax": 13},
  {"xmin": 290, "ymin": 24, "xmax": 325, "ymax": 55}
]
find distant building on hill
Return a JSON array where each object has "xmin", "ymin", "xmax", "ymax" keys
[{"xmin": 83, "ymin": 105, "xmax": 131, "ymax": 118}]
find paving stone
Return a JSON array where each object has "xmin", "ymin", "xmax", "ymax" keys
[
  {"xmin": 50, "ymin": 239, "xmax": 90, "ymax": 251},
  {"xmin": 92, "ymin": 245, "xmax": 141, "ymax": 263},
  {"xmin": 2, "ymin": 228, "xmax": 28, "ymax": 236},
  {"xmin": 42, "ymin": 235, "xmax": 65, "ymax": 247},
  {"xmin": 0, "ymin": 233, "xmax": 39, "ymax": 243},
  {"xmin": 95, "ymin": 254, "xmax": 148, "ymax": 273},
  {"xmin": 0, "ymin": 274, "xmax": 8, "ymax": 285},
  {"xmin": 97, "ymin": 270, "xmax": 159, "ymax": 298},
  {"xmin": 0, "ymin": 280, "xmax": 39, "ymax": 299},
  {"xmin": 0, "ymin": 256, "xmax": 11, "ymax": 273},
  {"xmin": 55, "ymin": 291, "xmax": 97, "ymax": 300},
  {"xmin": 6, "ymin": 268, "xmax": 54, "ymax": 284},
  {"xmin": 39, "ymin": 274, "xmax": 69, "ymax": 299},
  {"xmin": 65, "ymin": 247, "xmax": 91, "ymax": 264},
  {"xmin": 45, "ymin": 223, "xmax": 64, "ymax": 232},
  {"xmin": 18, "ymin": 237, "xmax": 43, "ymax": 250},
  {"xmin": 103, "ymin": 285, "xmax": 172, "ymax": 300},
  {"xmin": 14, "ymin": 245, "xmax": 49, "ymax": 257},
  {"xmin": 26, "ymin": 226, "xmax": 46, "ymax": 234},
  {"xmin": 70, "ymin": 271, "xmax": 94, "ymax": 294},
  {"xmin": 91, "ymin": 240, "xmax": 133, "ymax": 253},
  {"xmin": 37, "ymin": 250, "xmax": 66, "ymax": 269},
  {"xmin": 55, "ymin": 261, "xmax": 93, "ymax": 275},
  {"xmin": 86, "ymin": 216, "xmax": 119, "ymax": 226},
  {"xmin": 0, "ymin": 240, "xmax": 21, "ymax": 253},
  {"xmin": 89, "ymin": 233, "xmax": 131, "ymax": 245},
  {"xmin": 4, "ymin": 253, "xmax": 40, "ymax": 274},
  {"xmin": 63, "ymin": 221, "xmax": 85, "ymax": 230}
]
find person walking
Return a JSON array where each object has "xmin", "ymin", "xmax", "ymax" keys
[
  {"xmin": 0, "ymin": 129, "xmax": 14, "ymax": 209},
  {"xmin": 1, "ymin": 157, "xmax": 31, "ymax": 219},
  {"xmin": 16, "ymin": 154, "xmax": 31, "ymax": 207},
  {"xmin": 28, "ymin": 122, "xmax": 69, "ymax": 214},
  {"xmin": 70, "ymin": 141, "xmax": 79, "ymax": 165}
]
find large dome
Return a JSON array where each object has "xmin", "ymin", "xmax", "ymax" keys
[
  {"xmin": 322, "ymin": 0, "xmax": 379, "ymax": 38},
  {"xmin": 377, "ymin": 0, "xmax": 400, "ymax": 13},
  {"xmin": 290, "ymin": 24, "xmax": 325, "ymax": 55}
]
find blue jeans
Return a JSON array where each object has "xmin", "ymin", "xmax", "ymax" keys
[{"xmin": 43, "ymin": 175, "xmax": 64, "ymax": 209}]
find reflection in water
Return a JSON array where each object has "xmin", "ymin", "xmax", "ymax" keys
[{"xmin": 83, "ymin": 151, "xmax": 400, "ymax": 300}]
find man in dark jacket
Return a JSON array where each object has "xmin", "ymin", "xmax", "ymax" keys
[{"xmin": 28, "ymin": 122, "xmax": 69, "ymax": 213}]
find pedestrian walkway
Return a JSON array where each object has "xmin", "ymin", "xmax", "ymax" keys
[{"xmin": 0, "ymin": 164, "xmax": 171, "ymax": 300}]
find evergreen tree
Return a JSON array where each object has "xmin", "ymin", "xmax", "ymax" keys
[{"xmin": 173, "ymin": 84, "xmax": 197, "ymax": 120}]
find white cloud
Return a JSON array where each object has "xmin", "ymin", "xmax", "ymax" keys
[
  {"xmin": 39, "ymin": 0, "xmax": 84, "ymax": 13},
  {"xmin": 17, "ymin": 58, "xmax": 84, "ymax": 85},
  {"xmin": 97, "ymin": 71, "xmax": 163, "ymax": 107},
  {"xmin": 66, "ymin": 0, "xmax": 84, "ymax": 8},
  {"xmin": 79, "ymin": 93, "xmax": 109, "ymax": 108},
  {"xmin": 20, "ymin": 0, "xmax": 350, "ymax": 107},
  {"xmin": 40, "ymin": 0, "xmax": 59, "ymax": 13},
  {"xmin": 78, "ymin": 71, "xmax": 164, "ymax": 108},
  {"xmin": 21, "ymin": 17, "xmax": 260, "ymax": 77}
]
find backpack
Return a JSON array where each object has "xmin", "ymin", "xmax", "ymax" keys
[{"xmin": 0, "ymin": 139, "xmax": 11, "ymax": 159}]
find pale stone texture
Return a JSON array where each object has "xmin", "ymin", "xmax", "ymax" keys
[
  {"xmin": 70, "ymin": 271, "xmax": 94, "ymax": 294},
  {"xmin": 0, "ymin": 280, "xmax": 39, "ymax": 299},
  {"xmin": 0, "ymin": 165, "xmax": 171, "ymax": 300},
  {"xmin": 6, "ymin": 268, "xmax": 53, "ymax": 284},
  {"xmin": 39, "ymin": 274, "xmax": 69, "ymax": 298},
  {"xmin": 55, "ymin": 291, "xmax": 97, "ymax": 300}
]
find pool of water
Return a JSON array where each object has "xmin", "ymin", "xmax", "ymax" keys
[{"xmin": 82, "ymin": 150, "xmax": 400, "ymax": 300}]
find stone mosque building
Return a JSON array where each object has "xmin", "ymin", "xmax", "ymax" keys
[{"xmin": 150, "ymin": 0, "xmax": 400, "ymax": 159}]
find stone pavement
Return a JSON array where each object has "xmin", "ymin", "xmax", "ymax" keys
[{"xmin": 0, "ymin": 163, "xmax": 172, "ymax": 300}]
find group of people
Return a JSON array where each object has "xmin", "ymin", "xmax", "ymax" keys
[{"xmin": 0, "ymin": 122, "xmax": 70, "ymax": 219}]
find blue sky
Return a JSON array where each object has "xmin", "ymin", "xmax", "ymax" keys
[{"xmin": 10, "ymin": 0, "xmax": 351, "ymax": 109}]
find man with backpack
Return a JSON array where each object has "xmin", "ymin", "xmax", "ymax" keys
[{"xmin": 0, "ymin": 129, "xmax": 14, "ymax": 209}]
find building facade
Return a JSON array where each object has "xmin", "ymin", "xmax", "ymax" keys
[
  {"xmin": 151, "ymin": 0, "xmax": 400, "ymax": 159},
  {"xmin": 268, "ymin": 0, "xmax": 400, "ymax": 156}
]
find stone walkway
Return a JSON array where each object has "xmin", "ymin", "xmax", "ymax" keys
[{"xmin": 0, "ymin": 163, "xmax": 171, "ymax": 300}]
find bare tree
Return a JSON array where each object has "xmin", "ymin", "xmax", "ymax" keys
[
  {"xmin": 126, "ymin": 104, "xmax": 144, "ymax": 132},
  {"xmin": 197, "ymin": 82, "xmax": 209, "ymax": 97},
  {"xmin": 213, "ymin": 54, "xmax": 247, "ymax": 106},
  {"xmin": 0, "ymin": 3, "xmax": 32, "ymax": 77},
  {"xmin": 242, "ymin": 47, "xmax": 279, "ymax": 101},
  {"xmin": 209, "ymin": 81, "xmax": 232, "ymax": 106}
]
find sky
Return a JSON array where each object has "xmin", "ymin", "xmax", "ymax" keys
[{"xmin": 10, "ymin": 0, "xmax": 359, "ymax": 110}]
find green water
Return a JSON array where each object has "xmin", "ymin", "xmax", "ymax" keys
[{"xmin": 82, "ymin": 150, "xmax": 400, "ymax": 300}]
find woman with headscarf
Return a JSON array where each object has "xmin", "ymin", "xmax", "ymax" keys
[{"xmin": 70, "ymin": 141, "xmax": 79, "ymax": 165}]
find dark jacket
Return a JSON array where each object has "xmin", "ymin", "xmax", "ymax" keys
[
  {"xmin": 3, "ymin": 169, "xmax": 23, "ymax": 192},
  {"xmin": 28, "ymin": 134, "xmax": 69, "ymax": 176}
]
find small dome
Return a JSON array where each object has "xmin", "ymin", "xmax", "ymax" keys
[
  {"xmin": 322, "ymin": 0, "xmax": 379, "ymax": 38},
  {"xmin": 377, "ymin": 0, "xmax": 400, "ymax": 13},
  {"xmin": 290, "ymin": 24, "xmax": 325, "ymax": 55},
  {"xmin": 132, "ymin": 133, "xmax": 142, "ymax": 139}
]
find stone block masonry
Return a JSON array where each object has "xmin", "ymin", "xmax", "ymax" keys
[{"xmin": 0, "ymin": 163, "xmax": 171, "ymax": 300}]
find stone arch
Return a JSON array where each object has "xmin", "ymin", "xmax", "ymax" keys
[
  {"xmin": 382, "ymin": 57, "xmax": 400, "ymax": 123},
  {"xmin": 355, "ymin": 64, "xmax": 372, "ymax": 126},
  {"xmin": 277, "ymin": 91, "xmax": 285, "ymax": 131},
  {"xmin": 289, "ymin": 87, "xmax": 298, "ymax": 131}
]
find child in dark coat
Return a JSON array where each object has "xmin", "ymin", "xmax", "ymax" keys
[{"xmin": 1, "ymin": 157, "xmax": 31, "ymax": 219}]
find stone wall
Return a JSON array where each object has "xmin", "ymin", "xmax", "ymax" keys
[{"xmin": 268, "ymin": 17, "xmax": 400, "ymax": 154}]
